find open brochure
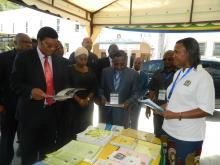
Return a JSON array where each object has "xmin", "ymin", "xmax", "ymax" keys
[
  {"xmin": 46, "ymin": 88, "xmax": 85, "ymax": 101},
  {"xmin": 138, "ymin": 99, "xmax": 164, "ymax": 112}
]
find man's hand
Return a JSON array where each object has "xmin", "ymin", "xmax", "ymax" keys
[
  {"xmin": 78, "ymin": 99, "xmax": 89, "ymax": 108},
  {"xmin": 0, "ymin": 104, "xmax": 5, "ymax": 113},
  {"xmin": 100, "ymin": 98, "xmax": 107, "ymax": 106},
  {"xmin": 123, "ymin": 102, "xmax": 129, "ymax": 110},
  {"xmin": 145, "ymin": 107, "xmax": 151, "ymax": 119},
  {"xmin": 31, "ymin": 88, "xmax": 45, "ymax": 100},
  {"xmin": 162, "ymin": 110, "xmax": 178, "ymax": 119}
]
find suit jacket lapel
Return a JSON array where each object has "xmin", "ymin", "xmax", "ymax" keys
[
  {"xmin": 109, "ymin": 67, "xmax": 115, "ymax": 92},
  {"xmin": 52, "ymin": 55, "xmax": 58, "ymax": 94},
  {"xmin": 34, "ymin": 49, "xmax": 46, "ymax": 88}
]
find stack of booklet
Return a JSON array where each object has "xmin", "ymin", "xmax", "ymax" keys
[
  {"xmin": 43, "ymin": 140, "xmax": 102, "ymax": 165},
  {"xmin": 40, "ymin": 128, "xmax": 162, "ymax": 165},
  {"xmin": 96, "ymin": 123, "xmax": 124, "ymax": 136},
  {"xmin": 77, "ymin": 126, "xmax": 113, "ymax": 146}
]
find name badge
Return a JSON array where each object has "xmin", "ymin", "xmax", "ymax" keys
[
  {"xmin": 158, "ymin": 90, "xmax": 166, "ymax": 101},
  {"xmin": 110, "ymin": 93, "xmax": 119, "ymax": 105}
]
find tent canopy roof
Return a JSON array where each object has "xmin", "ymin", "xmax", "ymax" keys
[{"xmin": 10, "ymin": 0, "xmax": 220, "ymax": 32}]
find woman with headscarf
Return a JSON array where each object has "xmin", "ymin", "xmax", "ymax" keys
[{"xmin": 63, "ymin": 47, "xmax": 98, "ymax": 143}]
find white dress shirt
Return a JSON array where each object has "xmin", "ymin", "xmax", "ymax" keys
[{"xmin": 37, "ymin": 47, "xmax": 53, "ymax": 74}]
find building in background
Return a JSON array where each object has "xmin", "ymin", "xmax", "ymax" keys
[
  {"xmin": 0, "ymin": 7, "xmax": 87, "ymax": 58},
  {"xmin": 0, "ymin": 7, "xmax": 220, "ymax": 61}
]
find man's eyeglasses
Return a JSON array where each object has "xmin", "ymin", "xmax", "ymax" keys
[{"xmin": 41, "ymin": 41, "xmax": 59, "ymax": 50}]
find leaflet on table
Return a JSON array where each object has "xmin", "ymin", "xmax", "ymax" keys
[
  {"xmin": 45, "ymin": 88, "xmax": 85, "ymax": 101},
  {"xmin": 110, "ymin": 135, "xmax": 138, "ymax": 150},
  {"xmin": 108, "ymin": 148, "xmax": 150, "ymax": 165},
  {"xmin": 47, "ymin": 140, "xmax": 101, "ymax": 164},
  {"xmin": 138, "ymin": 99, "xmax": 165, "ymax": 112},
  {"xmin": 121, "ymin": 128, "xmax": 161, "ymax": 145},
  {"xmin": 77, "ymin": 126, "xmax": 113, "ymax": 146},
  {"xmin": 134, "ymin": 140, "xmax": 161, "ymax": 160}
]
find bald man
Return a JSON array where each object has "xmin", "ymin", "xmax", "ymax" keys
[
  {"xmin": 0, "ymin": 33, "xmax": 32, "ymax": 165},
  {"xmin": 69, "ymin": 37, "xmax": 98, "ymax": 71}
]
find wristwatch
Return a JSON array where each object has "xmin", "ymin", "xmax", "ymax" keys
[{"xmin": 179, "ymin": 112, "xmax": 182, "ymax": 121}]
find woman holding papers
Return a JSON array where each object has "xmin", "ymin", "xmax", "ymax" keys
[
  {"xmin": 64, "ymin": 47, "xmax": 98, "ymax": 143},
  {"xmin": 160, "ymin": 38, "xmax": 215, "ymax": 165}
]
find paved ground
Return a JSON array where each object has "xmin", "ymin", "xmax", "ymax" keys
[{"xmin": 11, "ymin": 107, "xmax": 220, "ymax": 165}]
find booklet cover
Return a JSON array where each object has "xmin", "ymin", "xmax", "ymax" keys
[
  {"xmin": 46, "ymin": 88, "xmax": 85, "ymax": 101},
  {"xmin": 97, "ymin": 144, "xmax": 119, "ymax": 160},
  {"xmin": 108, "ymin": 148, "xmax": 150, "ymax": 165},
  {"xmin": 45, "ymin": 150, "xmax": 83, "ymax": 165},
  {"xmin": 134, "ymin": 140, "xmax": 161, "ymax": 160},
  {"xmin": 97, "ymin": 123, "xmax": 124, "ymax": 136},
  {"xmin": 49, "ymin": 140, "xmax": 102, "ymax": 164},
  {"xmin": 77, "ymin": 126, "xmax": 113, "ymax": 146},
  {"xmin": 121, "ymin": 128, "xmax": 161, "ymax": 145},
  {"xmin": 138, "ymin": 99, "xmax": 165, "ymax": 112},
  {"xmin": 110, "ymin": 135, "xmax": 137, "ymax": 150}
]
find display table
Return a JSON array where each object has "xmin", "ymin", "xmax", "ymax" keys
[{"xmin": 34, "ymin": 128, "xmax": 164, "ymax": 165}]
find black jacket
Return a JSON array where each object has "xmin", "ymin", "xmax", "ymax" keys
[
  {"xmin": 11, "ymin": 48, "xmax": 69, "ymax": 124},
  {"xmin": 0, "ymin": 49, "xmax": 18, "ymax": 115}
]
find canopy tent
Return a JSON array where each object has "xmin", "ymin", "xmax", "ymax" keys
[{"xmin": 10, "ymin": 0, "xmax": 220, "ymax": 39}]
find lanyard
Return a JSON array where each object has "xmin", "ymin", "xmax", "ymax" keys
[{"xmin": 167, "ymin": 67, "xmax": 193, "ymax": 100}]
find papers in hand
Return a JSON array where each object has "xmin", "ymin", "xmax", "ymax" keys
[
  {"xmin": 46, "ymin": 88, "xmax": 85, "ymax": 101},
  {"xmin": 138, "ymin": 99, "xmax": 164, "ymax": 112},
  {"xmin": 105, "ymin": 103, "xmax": 124, "ymax": 108}
]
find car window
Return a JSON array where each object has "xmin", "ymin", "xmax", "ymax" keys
[
  {"xmin": 141, "ymin": 60, "xmax": 164, "ymax": 73},
  {"xmin": 201, "ymin": 61, "xmax": 220, "ymax": 75}
]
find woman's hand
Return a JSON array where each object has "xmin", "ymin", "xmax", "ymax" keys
[{"xmin": 162, "ymin": 110, "xmax": 178, "ymax": 119}]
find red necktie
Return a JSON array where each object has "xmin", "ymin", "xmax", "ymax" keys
[{"xmin": 44, "ymin": 56, "xmax": 55, "ymax": 105}]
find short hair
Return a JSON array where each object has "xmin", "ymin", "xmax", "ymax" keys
[
  {"xmin": 112, "ymin": 50, "xmax": 127, "ymax": 60},
  {"xmin": 108, "ymin": 44, "xmax": 118, "ymax": 53},
  {"xmin": 164, "ymin": 50, "xmax": 174, "ymax": 57},
  {"xmin": 31, "ymin": 38, "xmax": 37, "ymax": 43},
  {"xmin": 176, "ymin": 37, "xmax": 200, "ymax": 69},
  {"xmin": 37, "ymin": 26, "xmax": 58, "ymax": 41}
]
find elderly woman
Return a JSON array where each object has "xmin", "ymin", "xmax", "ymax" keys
[
  {"xmin": 64, "ymin": 47, "xmax": 98, "ymax": 142},
  {"xmin": 160, "ymin": 37, "xmax": 215, "ymax": 165}
]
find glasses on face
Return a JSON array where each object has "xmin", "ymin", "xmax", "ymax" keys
[{"xmin": 41, "ymin": 40, "xmax": 59, "ymax": 50}]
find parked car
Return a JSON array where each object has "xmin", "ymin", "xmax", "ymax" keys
[{"xmin": 141, "ymin": 59, "xmax": 220, "ymax": 108}]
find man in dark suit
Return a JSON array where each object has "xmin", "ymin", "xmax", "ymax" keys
[
  {"xmin": 69, "ymin": 37, "xmax": 98, "ymax": 71},
  {"xmin": 96, "ymin": 44, "xmax": 119, "ymax": 82},
  {"xmin": 0, "ymin": 33, "xmax": 32, "ymax": 165},
  {"xmin": 99, "ymin": 50, "xmax": 139, "ymax": 128},
  {"xmin": 11, "ymin": 27, "xmax": 69, "ymax": 165}
]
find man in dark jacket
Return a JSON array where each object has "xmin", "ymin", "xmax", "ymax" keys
[{"xmin": 0, "ymin": 33, "xmax": 32, "ymax": 165}]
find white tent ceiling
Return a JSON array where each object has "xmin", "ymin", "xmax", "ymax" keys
[
  {"xmin": 11, "ymin": 0, "xmax": 220, "ymax": 24},
  {"xmin": 10, "ymin": 0, "xmax": 220, "ymax": 34}
]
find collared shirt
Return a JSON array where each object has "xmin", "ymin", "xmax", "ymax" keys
[
  {"xmin": 163, "ymin": 64, "xmax": 215, "ymax": 141},
  {"xmin": 37, "ymin": 47, "xmax": 53, "ymax": 74},
  {"xmin": 109, "ymin": 57, "xmax": 113, "ymax": 66}
]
